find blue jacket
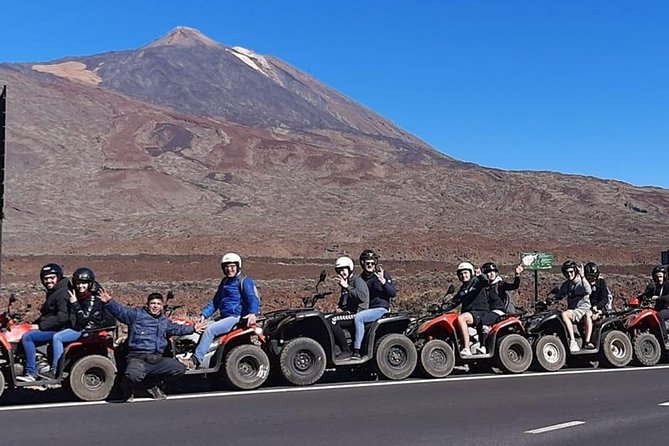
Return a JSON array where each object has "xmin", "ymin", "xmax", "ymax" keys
[
  {"xmin": 105, "ymin": 300, "xmax": 194, "ymax": 354},
  {"xmin": 201, "ymin": 274, "xmax": 261, "ymax": 319},
  {"xmin": 360, "ymin": 271, "xmax": 396, "ymax": 310}
]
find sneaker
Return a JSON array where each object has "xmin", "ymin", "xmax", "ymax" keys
[
  {"xmin": 38, "ymin": 369, "xmax": 57, "ymax": 380},
  {"xmin": 475, "ymin": 346, "xmax": 487, "ymax": 355},
  {"xmin": 351, "ymin": 351, "xmax": 362, "ymax": 360},
  {"xmin": 569, "ymin": 340, "xmax": 580, "ymax": 352},
  {"xmin": 118, "ymin": 377, "xmax": 135, "ymax": 402},
  {"xmin": 337, "ymin": 350, "xmax": 352, "ymax": 359},
  {"xmin": 178, "ymin": 356, "xmax": 198, "ymax": 370},
  {"xmin": 146, "ymin": 385, "xmax": 167, "ymax": 400},
  {"xmin": 460, "ymin": 347, "xmax": 472, "ymax": 357},
  {"xmin": 584, "ymin": 342, "xmax": 595, "ymax": 350},
  {"xmin": 16, "ymin": 374, "xmax": 37, "ymax": 383}
]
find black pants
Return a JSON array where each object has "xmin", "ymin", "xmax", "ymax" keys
[
  {"xmin": 125, "ymin": 354, "xmax": 186, "ymax": 386},
  {"xmin": 331, "ymin": 318, "xmax": 354, "ymax": 353}
]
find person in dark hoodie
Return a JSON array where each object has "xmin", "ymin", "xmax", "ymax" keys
[
  {"xmin": 330, "ymin": 256, "xmax": 369, "ymax": 359},
  {"xmin": 583, "ymin": 262, "xmax": 613, "ymax": 318},
  {"xmin": 17, "ymin": 263, "xmax": 71, "ymax": 382},
  {"xmin": 639, "ymin": 265, "xmax": 669, "ymax": 328},
  {"xmin": 481, "ymin": 262, "xmax": 523, "ymax": 314},
  {"xmin": 39, "ymin": 267, "xmax": 116, "ymax": 380}
]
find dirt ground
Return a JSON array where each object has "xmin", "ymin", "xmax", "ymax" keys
[{"xmin": 0, "ymin": 254, "xmax": 655, "ymax": 322}]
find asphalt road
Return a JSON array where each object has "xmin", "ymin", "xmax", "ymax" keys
[{"xmin": 1, "ymin": 366, "xmax": 669, "ymax": 446}]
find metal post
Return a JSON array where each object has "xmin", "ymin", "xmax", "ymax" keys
[
  {"xmin": 534, "ymin": 268, "xmax": 539, "ymax": 311},
  {"xmin": 0, "ymin": 86, "xmax": 6, "ymax": 293}
]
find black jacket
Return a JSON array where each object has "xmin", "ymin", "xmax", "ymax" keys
[
  {"xmin": 485, "ymin": 276, "xmax": 520, "ymax": 312},
  {"xmin": 640, "ymin": 282, "xmax": 669, "ymax": 311},
  {"xmin": 35, "ymin": 278, "xmax": 71, "ymax": 331},
  {"xmin": 589, "ymin": 278, "xmax": 613, "ymax": 311},
  {"xmin": 448, "ymin": 276, "xmax": 489, "ymax": 313},
  {"xmin": 360, "ymin": 271, "xmax": 396, "ymax": 310},
  {"xmin": 70, "ymin": 287, "xmax": 116, "ymax": 331}
]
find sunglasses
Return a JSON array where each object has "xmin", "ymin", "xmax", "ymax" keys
[{"xmin": 364, "ymin": 261, "xmax": 376, "ymax": 266}]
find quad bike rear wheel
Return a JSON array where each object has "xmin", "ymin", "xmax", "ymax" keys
[
  {"xmin": 224, "ymin": 344, "xmax": 270, "ymax": 390},
  {"xmin": 531, "ymin": 335, "xmax": 566, "ymax": 372},
  {"xmin": 374, "ymin": 334, "xmax": 417, "ymax": 380},
  {"xmin": 632, "ymin": 332, "xmax": 661, "ymax": 367},
  {"xmin": 0, "ymin": 369, "xmax": 5, "ymax": 399},
  {"xmin": 599, "ymin": 330, "xmax": 632, "ymax": 368},
  {"xmin": 495, "ymin": 334, "xmax": 532, "ymax": 374},
  {"xmin": 418, "ymin": 339, "xmax": 455, "ymax": 378},
  {"xmin": 279, "ymin": 337, "xmax": 326, "ymax": 386},
  {"xmin": 68, "ymin": 355, "xmax": 117, "ymax": 401}
]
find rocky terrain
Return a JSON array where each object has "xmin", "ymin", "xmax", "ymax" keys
[{"xmin": 0, "ymin": 27, "xmax": 667, "ymax": 315}]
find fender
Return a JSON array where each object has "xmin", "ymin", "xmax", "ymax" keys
[
  {"xmin": 488, "ymin": 316, "xmax": 526, "ymax": 336},
  {"xmin": 418, "ymin": 313, "xmax": 459, "ymax": 336},
  {"xmin": 625, "ymin": 308, "xmax": 661, "ymax": 330}
]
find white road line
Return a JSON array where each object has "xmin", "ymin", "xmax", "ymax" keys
[
  {"xmin": 525, "ymin": 421, "xmax": 586, "ymax": 434},
  {"xmin": 2, "ymin": 364, "xmax": 669, "ymax": 412},
  {"xmin": 659, "ymin": 402, "xmax": 669, "ymax": 406}
]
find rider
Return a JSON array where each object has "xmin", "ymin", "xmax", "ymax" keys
[
  {"xmin": 101, "ymin": 290, "xmax": 206, "ymax": 400},
  {"xmin": 39, "ymin": 267, "xmax": 115, "ymax": 379},
  {"xmin": 180, "ymin": 253, "xmax": 260, "ymax": 369},
  {"xmin": 353, "ymin": 249, "xmax": 395, "ymax": 357},
  {"xmin": 481, "ymin": 262, "xmax": 523, "ymax": 314},
  {"xmin": 584, "ymin": 262, "xmax": 613, "ymax": 318},
  {"xmin": 17, "ymin": 263, "xmax": 71, "ymax": 382},
  {"xmin": 332, "ymin": 256, "xmax": 369, "ymax": 359},
  {"xmin": 551, "ymin": 260, "xmax": 594, "ymax": 352},
  {"xmin": 639, "ymin": 265, "xmax": 669, "ymax": 329},
  {"xmin": 444, "ymin": 262, "xmax": 498, "ymax": 357}
]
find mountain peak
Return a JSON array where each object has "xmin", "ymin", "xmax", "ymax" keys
[{"xmin": 143, "ymin": 26, "xmax": 220, "ymax": 49}]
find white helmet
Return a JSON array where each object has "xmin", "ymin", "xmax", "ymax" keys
[
  {"xmin": 335, "ymin": 256, "xmax": 354, "ymax": 272},
  {"xmin": 221, "ymin": 252, "xmax": 242, "ymax": 270},
  {"xmin": 456, "ymin": 262, "xmax": 474, "ymax": 275}
]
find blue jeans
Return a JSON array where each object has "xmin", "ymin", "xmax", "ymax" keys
[
  {"xmin": 51, "ymin": 329, "xmax": 82, "ymax": 371},
  {"xmin": 354, "ymin": 308, "xmax": 388, "ymax": 350},
  {"xmin": 194, "ymin": 316, "xmax": 240, "ymax": 363},
  {"xmin": 21, "ymin": 330, "xmax": 57, "ymax": 375}
]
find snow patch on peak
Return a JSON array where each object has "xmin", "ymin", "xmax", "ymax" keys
[{"xmin": 226, "ymin": 47, "xmax": 279, "ymax": 82}]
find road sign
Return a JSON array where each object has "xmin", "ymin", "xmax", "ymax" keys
[{"xmin": 520, "ymin": 252, "xmax": 554, "ymax": 270}]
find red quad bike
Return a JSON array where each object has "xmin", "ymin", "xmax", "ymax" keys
[
  {"xmin": 622, "ymin": 295, "xmax": 669, "ymax": 367},
  {"xmin": 164, "ymin": 293, "xmax": 270, "ymax": 391},
  {"xmin": 407, "ymin": 284, "xmax": 533, "ymax": 378},
  {"xmin": 262, "ymin": 271, "xmax": 417, "ymax": 386},
  {"xmin": 522, "ymin": 289, "xmax": 633, "ymax": 372},
  {"xmin": 0, "ymin": 294, "xmax": 118, "ymax": 401}
]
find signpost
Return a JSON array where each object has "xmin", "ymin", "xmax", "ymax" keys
[
  {"xmin": 0, "ymin": 86, "xmax": 5, "ymax": 293},
  {"xmin": 520, "ymin": 252, "xmax": 554, "ymax": 308}
]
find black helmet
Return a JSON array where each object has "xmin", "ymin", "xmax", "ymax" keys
[
  {"xmin": 72, "ymin": 267, "xmax": 95, "ymax": 286},
  {"xmin": 481, "ymin": 262, "xmax": 498, "ymax": 274},
  {"xmin": 359, "ymin": 249, "xmax": 379, "ymax": 265},
  {"xmin": 652, "ymin": 265, "xmax": 667, "ymax": 278},
  {"xmin": 561, "ymin": 260, "xmax": 578, "ymax": 278},
  {"xmin": 40, "ymin": 263, "xmax": 63, "ymax": 280},
  {"xmin": 584, "ymin": 262, "xmax": 599, "ymax": 280}
]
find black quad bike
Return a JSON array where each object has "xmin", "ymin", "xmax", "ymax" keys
[
  {"xmin": 0, "ymin": 294, "xmax": 118, "ymax": 401},
  {"xmin": 262, "ymin": 271, "xmax": 417, "ymax": 386},
  {"xmin": 523, "ymin": 290, "xmax": 633, "ymax": 372}
]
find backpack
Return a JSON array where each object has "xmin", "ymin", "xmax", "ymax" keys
[{"xmin": 491, "ymin": 283, "xmax": 516, "ymax": 314}]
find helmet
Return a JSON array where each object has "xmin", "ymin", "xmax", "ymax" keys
[
  {"xmin": 359, "ymin": 249, "xmax": 378, "ymax": 265},
  {"xmin": 72, "ymin": 267, "xmax": 95, "ymax": 285},
  {"xmin": 335, "ymin": 256, "xmax": 354, "ymax": 272},
  {"xmin": 456, "ymin": 262, "xmax": 475, "ymax": 275},
  {"xmin": 481, "ymin": 262, "xmax": 498, "ymax": 274},
  {"xmin": 221, "ymin": 252, "xmax": 242, "ymax": 270},
  {"xmin": 584, "ymin": 262, "xmax": 599, "ymax": 280},
  {"xmin": 40, "ymin": 263, "xmax": 63, "ymax": 280},
  {"xmin": 561, "ymin": 260, "xmax": 578, "ymax": 278},
  {"xmin": 652, "ymin": 265, "xmax": 667, "ymax": 278}
]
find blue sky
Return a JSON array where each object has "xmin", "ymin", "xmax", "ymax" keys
[{"xmin": 2, "ymin": 1, "xmax": 667, "ymax": 188}]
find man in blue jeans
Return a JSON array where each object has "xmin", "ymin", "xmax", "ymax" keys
[
  {"xmin": 17, "ymin": 263, "xmax": 71, "ymax": 382},
  {"xmin": 351, "ymin": 250, "xmax": 396, "ymax": 359},
  {"xmin": 180, "ymin": 252, "xmax": 260, "ymax": 369}
]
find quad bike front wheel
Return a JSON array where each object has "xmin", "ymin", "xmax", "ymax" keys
[
  {"xmin": 418, "ymin": 339, "xmax": 455, "ymax": 378},
  {"xmin": 374, "ymin": 334, "xmax": 417, "ymax": 380},
  {"xmin": 531, "ymin": 335, "xmax": 566, "ymax": 372},
  {"xmin": 495, "ymin": 334, "xmax": 533, "ymax": 374},
  {"xmin": 599, "ymin": 330, "xmax": 633, "ymax": 368},
  {"xmin": 0, "ymin": 369, "xmax": 5, "ymax": 399},
  {"xmin": 224, "ymin": 344, "xmax": 270, "ymax": 390},
  {"xmin": 279, "ymin": 337, "xmax": 326, "ymax": 386},
  {"xmin": 68, "ymin": 355, "xmax": 117, "ymax": 401},
  {"xmin": 632, "ymin": 332, "xmax": 661, "ymax": 367}
]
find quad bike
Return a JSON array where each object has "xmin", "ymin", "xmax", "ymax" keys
[
  {"xmin": 262, "ymin": 271, "xmax": 417, "ymax": 386},
  {"xmin": 0, "ymin": 294, "xmax": 118, "ymax": 401},
  {"xmin": 407, "ymin": 284, "xmax": 533, "ymax": 378},
  {"xmin": 164, "ymin": 293, "xmax": 270, "ymax": 391},
  {"xmin": 523, "ymin": 290, "xmax": 632, "ymax": 372},
  {"xmin": 621, "ymin": 295, "xmax": 669, "ymax": 366}
]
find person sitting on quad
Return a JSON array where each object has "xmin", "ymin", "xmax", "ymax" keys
[
  {"xmin": 100, "ymin": 290, "xmax": 207, "ymax": 400},
  {"xmin": 481, "ymin": 262, "xmax": 523, "ymax": 314},
  {"xmin": 180, "ymin": 252, "xmax": 261, "ymax": 370},
  {"xmin": 17, "ymin": 263, "xmax": 71, "ymax": 382},
  {"xmin": 584, "ymin": 262, "xmax": 613, "ymax": 320},
  {"xmin": 551, "ymin": 260, "xmax": 594, "ymax": 352},
  {"xmin": 39, "ymin": 267, "xmax": 115, "ymax": 380},
  {"xmin": 331, "ymin": 256, "xmax": 370, "ymax": 359},
  {"xmin": 443, "ymin": 262, "xmax": 499, "ymax": 357},
  {"xmin": 639, "ymin": 265, "xmax": 669, "ymax": 328},
  {"xmin": 354, "ymin": 249, "xmax": 396, "ymax": 357}
]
